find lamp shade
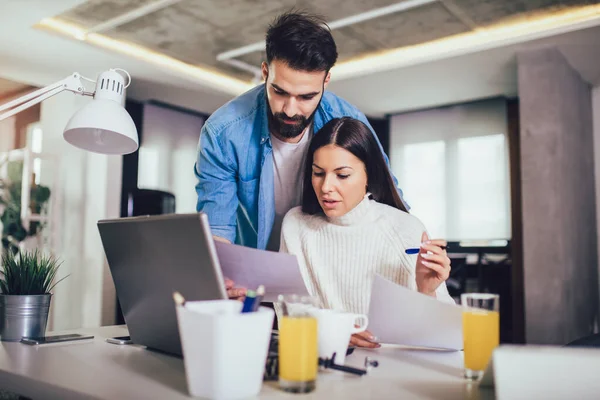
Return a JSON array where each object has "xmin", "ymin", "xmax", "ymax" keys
[
  {"xmin": 63, "ymin": 99, "xmax": 138, "ymax": 154},
  {"xmin": 63, "ymin": 69, "xmax": 139, "ymax": 155}
]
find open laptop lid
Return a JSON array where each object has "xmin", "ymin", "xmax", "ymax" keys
[{"xmin": 98, "ymin": 213, "xmax": 227, "ymax": 356}]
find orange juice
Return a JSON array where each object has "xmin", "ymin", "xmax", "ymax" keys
[
  {"xmin": 462, "ymin": 310, "xmax": 500, "ymax": 371},
  {"xmin": 279, "ymin": 316, "xmax": 318, "ymax": 382}
]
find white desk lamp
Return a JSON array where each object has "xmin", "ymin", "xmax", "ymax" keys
[{"xmin": 0, "ymin": 69, "xmax": 138, "ymax": 155}]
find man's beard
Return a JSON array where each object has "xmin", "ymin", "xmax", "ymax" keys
[{"xmin": 267, "ymin": 94, "xmax": 319, "ymax": 140}]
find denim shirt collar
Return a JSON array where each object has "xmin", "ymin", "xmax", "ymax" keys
[{"xmin": 257, "ymin": 89, "xmax": 270, "ymax": 146}]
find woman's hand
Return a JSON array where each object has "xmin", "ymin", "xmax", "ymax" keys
[
  {"xmin": 350, "ymin": 330, "xmax": 381, "ymax": 348},
  {"xmin": 416, "ymin": 232, "xmax": 451, "ymax": 297}
]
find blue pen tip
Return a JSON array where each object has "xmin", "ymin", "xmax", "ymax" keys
[{"xmin": 405, "ymin": 248, "xmax": 420, "ymax": 255}]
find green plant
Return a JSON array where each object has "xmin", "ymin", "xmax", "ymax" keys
[{"xmin": 0, "ymin": 250, "xmax": 66, "ymax": 295}]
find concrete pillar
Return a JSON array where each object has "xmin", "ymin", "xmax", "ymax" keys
[
  {"xmin": 593, "ymin": 86, "xmax": 600, "ymax": 319},
  {"xmin": 518, "ymin": 47, "xmax": 598, "ymax": 344}
]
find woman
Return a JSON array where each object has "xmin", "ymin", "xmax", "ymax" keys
[{"xmin": 280, "ymin": 117, "xmax": 453, "ymax": 348}]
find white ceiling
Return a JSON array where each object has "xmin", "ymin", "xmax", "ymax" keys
[{"xmin": 1, "ymin": 0, "xmax": 599, "ymax": 117}]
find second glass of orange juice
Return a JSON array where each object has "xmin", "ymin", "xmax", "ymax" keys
[{"xmin": 461, "ymin": 293, "xmax": 499, "ymax": 380}]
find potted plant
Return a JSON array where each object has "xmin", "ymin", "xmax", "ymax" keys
[{"xmin": 0, "ymin": 250, "xmax": 66, "ymax": 341}]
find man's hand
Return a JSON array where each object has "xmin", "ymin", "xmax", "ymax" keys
[
  {"xmin": 225, "ymin": 278, "xmax": 247, "ymax": 300},
  {"xmin": 213, "ymin": 236, "xmax": 231, "ymax": 244}
]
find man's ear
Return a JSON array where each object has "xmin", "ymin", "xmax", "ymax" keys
[
  {"xmin": 261, "ymin": 62, "xmax": 269, "ymax": 82},
  {"xmin": 324, "ymin": 71, "xmax": 331, "ymax": 89}
]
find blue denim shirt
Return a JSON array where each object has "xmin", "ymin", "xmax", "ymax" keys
[{"xmin": 195, "ymin": 85, "xmax": 403, "ymax": 249}]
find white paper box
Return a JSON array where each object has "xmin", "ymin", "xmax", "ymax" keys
[{"xmin": 176, "ymin": 300, "xmax": 274, "ymax": 399}]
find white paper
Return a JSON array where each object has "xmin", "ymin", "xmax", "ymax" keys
[
  {"xmin": 215, "ymin": 242, "xmax": 309, "ymax": 302},
  {"xmin": 367, "ymin": 274, "xmax": 463, "ymax": 350}
]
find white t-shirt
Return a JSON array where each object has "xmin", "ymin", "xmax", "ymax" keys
[{"xmin": 266, "ymin": 127, "xmax": 312, "ymax": 251}]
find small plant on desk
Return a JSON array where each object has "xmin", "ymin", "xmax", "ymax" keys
[{"xmin": 0, "ymin": 250, "xmax": 67, "ymax": 341}]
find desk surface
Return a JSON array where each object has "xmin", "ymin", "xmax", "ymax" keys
[{"xmin": 0, "ymin": 325, "xmax": 494, "ymax": 400}]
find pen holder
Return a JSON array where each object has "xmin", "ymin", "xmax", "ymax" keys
[{"xmin": 176, "ymin": 300, "xmax": 274, "ymax": 399}]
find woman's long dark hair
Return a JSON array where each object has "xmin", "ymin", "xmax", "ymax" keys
[{"xmin": 302, "ymin": 117, "xmax": 407, "ymax": 215}]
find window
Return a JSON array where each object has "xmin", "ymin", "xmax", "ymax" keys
[
  {"xmin": 390, "ymin": 99, "xmax": 511, "ymax": 240},
  {"xmin": 456, "ymin": 135, "xmax": 509, "ymax": 239},
  {"xmin": 400, "ymin": 141, "xmax": 446, "ymax": 239}
]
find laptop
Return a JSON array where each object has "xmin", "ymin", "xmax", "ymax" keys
[{"xmin": 97, "ymin": 213, "xmax": 227, "ymax": 356}]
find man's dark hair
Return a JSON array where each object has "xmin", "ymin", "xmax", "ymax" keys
[{"xmin": 266, "ymin": 11, "xmax": 338, "ymax": 72}]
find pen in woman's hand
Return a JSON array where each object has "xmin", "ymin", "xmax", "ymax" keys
[{"xmin": 405, "ymin": 243, "xmax": 447, "ymax": 255}]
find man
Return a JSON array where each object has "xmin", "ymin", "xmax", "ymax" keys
[{"xmin": 194, "ymin": 12, "xmax": 405, "ymax": 296}]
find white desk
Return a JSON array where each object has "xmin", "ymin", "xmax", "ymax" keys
[{"xmin": 0, "ymin": 325, "xmax": 494, "ymax": 399}]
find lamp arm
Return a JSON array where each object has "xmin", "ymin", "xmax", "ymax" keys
[{"xmin": 0, "ymin": 73, "xmax": 92, "ymax": 122}]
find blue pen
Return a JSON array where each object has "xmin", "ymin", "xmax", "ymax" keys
[
  {"xmin": 241, "ymin": 290, "xmax": 257, "ymax": 313},
  {"xmin": 405, "ymin": 244, "xmax": 448, "ymax": 254}
]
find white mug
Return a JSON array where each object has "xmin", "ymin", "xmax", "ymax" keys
[{"xmin": 309, "ymin": 309, "xmax": 369, "ymax": 366}]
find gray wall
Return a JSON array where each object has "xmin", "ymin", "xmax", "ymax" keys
[{"xmin": 518, "ymin": 48, "xmax": 598, "ymax": 344}]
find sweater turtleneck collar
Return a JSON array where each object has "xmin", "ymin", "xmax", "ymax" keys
[{"xmin": 327, "ymin": 193, "xmax": 374, "ymax": 226}]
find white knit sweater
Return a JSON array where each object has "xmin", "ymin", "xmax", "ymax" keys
[{"xmin": 280, "ymin": 195, "xmax": 455, "ymax": 315}]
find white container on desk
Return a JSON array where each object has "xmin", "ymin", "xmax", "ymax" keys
[{"xmin": 175, "ymin": 300, "xmax": 274, "ymax": 400}]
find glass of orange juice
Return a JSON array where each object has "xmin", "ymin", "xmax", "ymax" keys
[
  {"xmin": 461, "ymin": 293, "xmax": 499, "ymax": 380},
  {"xmin": 277, "ymin": 294, "xmax": 319, "ymax": 393}
]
